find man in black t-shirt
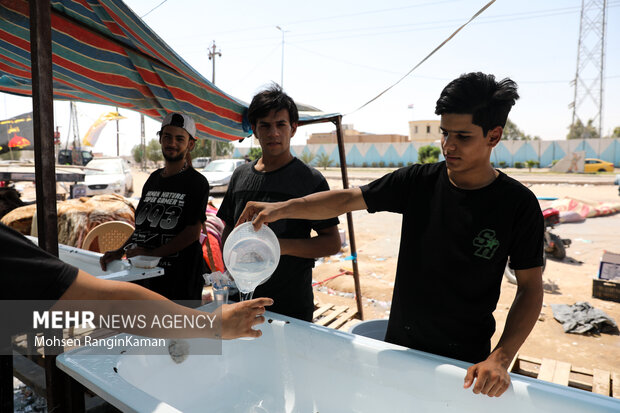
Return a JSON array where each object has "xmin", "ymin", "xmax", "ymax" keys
[
  {"xmin": 101, "ymin": 113, "xmax": 209, "ymax": 301},
  {"xmin": 217, "ymin": 85, "xmax": 341, "ymax": 321},
  {"xmin": 235, "ymin": 73, "xmax": 544, "ymax": 398},
  {"xmin": 1, "ymin": 223, "xmax": 273, "ymax": 339}
]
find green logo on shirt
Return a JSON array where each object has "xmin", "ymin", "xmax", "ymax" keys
[{"xmin": 473, "ymin": 229, "xmax": 499, "ymax": 259}]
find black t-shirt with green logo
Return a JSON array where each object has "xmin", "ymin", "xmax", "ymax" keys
[{"xmin": 361, "ymin": 162, "xmax": 543, "ymax": 363}]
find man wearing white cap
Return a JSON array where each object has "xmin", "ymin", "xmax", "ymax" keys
[{"xmin": 101, "ymin": 112, "xmax": 210, "ymax": 301}]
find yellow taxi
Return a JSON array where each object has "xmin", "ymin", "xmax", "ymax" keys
[{"xmin": 584, "ymin": 158, "xmax": 614, "ymax": 173}]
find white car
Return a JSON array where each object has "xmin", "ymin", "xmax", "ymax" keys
[
  {"xmin": 200, "ymin": 159, "xmax": 245, "ymax": 194},
  {"xmin": 81, "ymin": 157, "xmax": 133, "ymax": 197}
]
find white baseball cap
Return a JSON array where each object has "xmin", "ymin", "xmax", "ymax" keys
[{"xmin": 161, "ymin": 112, "xmax": 196, "ymax": 140}]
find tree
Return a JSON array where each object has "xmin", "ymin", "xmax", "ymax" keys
[
  {"xmin": 502, "ymin": 118, "xmax": 536, "ymax": 140},
  {"xmin": 131, "ymin": 144, "xmax": 143, "ymax": 164},
  {"xmin": 315, "ymin": 152, "xmax": 333, "ymax": 170},
  {"xmin": 192, "ymin": 139, "xmax": 234, "ymax": 158},
  {"xmin": 605, "ymin": 126, "xmax": 620, "ymax": 139},
  {"xmin": 145, "ymin": 139, "xmax": 163, "ymax": 164},
  {"xmin": 299, "ymin": 150, "xmax": 316, "ymax": 165},
  {"xmin": 567, "ymin": 119, "xmax": 599, "ymax": 140},
  {"xmin": 525, "ymin": 160, "xmax": 539, "ymax": 172},
  {"xmin": 246, "ymin": 147, "xmax": 262, "ymax": 161},
  {"xmin": 418, "ymin": 145, "xmax": 440, "ymax": 164}
]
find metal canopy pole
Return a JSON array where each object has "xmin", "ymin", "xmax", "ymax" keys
[
  {"xmin": 333, "ymin": 116, "xmax": 364, "ymax": 320},
  {"xmin": 31, "ymin": 0, "xmax": 58, "ymax": 255},
  {"xmin": 30, "ymin": 2, "xmax": 84, "ymax": 412}
]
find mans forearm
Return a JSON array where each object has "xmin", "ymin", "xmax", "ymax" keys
[
  {"xmin": 285, "ymin": 189, "xmax": 364, "ymax": 220},
  {"xmin": 238, "ymin": 188, "xmax": 365, "ymax": 231},
  {"xmin": 491, "ymin": 280, "xmax": 543, "ymax": 366}
]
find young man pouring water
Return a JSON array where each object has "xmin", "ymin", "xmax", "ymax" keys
[{"xmin": 236, "ymin": 73, "xmax": 544, "ymax": 397}]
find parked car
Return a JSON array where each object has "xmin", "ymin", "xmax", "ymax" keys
[
  {"xmin": 583, "ymin": 158, "xmax": 614, "ymax": 173},
  {"xmin": 200, "ymin": 159, "xmax": 245, "ymax": 194},
  {"xmin": 81, "ymin": 157, "xmax": 133, "ymax": 197},
  {"xmin": 192, "ymin": 157, "xmax": 211, "ymax": 169},
  {"xmin": 58, "ymin": 148, "xmax": 93, "ymax": 166}
]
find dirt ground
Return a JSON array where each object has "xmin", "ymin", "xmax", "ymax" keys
[{"xmin": 132, "ymin": 166, "xmax": 620, "ymax": 373}]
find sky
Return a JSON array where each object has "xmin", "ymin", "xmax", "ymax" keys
[{"xmin": 1, "ymin": 0, "xmax": 619, "ymax": 157}]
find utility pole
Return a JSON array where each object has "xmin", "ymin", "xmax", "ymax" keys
[
  {"xmin": 140, "ymin": 113, "xmax": 146, "ymax": 171},
  {"xmin": 115, "ymin": 106, "xmax": 120, "ymax": 156},
  {"xmin": 275, "ymin": 26, "xmax": 289, "ymax": 88},
  {"xmin": 208, "ymin": 40, "xmax": 221, "ymax": 160},
  {"xmin": 570, "ymin": 0, "xmax": 607, "ymax": 140}
]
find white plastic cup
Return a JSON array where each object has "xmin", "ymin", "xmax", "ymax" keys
[{"xmin": 213, "ymin": 286, "xmax": 229, "ymax": 308}]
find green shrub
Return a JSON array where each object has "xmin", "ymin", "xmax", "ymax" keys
[
  {"xmin": 247, "ymin": 147, "xmax": 262, "ymax": 161},
  {"xmin": 514, "ymin": 161, "xmax": 524, "ymax": 169},
  {"xmin": 299, "ymin": 150, "xmax": 316, "ymax": 165},
  {"xmin": 525, "ymin": 160, "xmax": 540, "ymax": 171},
  {"xmin": 418, "ymin": 145, "xmax": 441, "ymax": 164},
  {"xmin": 379, "ymin": 161, "xmax": 385, "ymax": 167},
  {"xmin": 499, "ymin": 161, "xmax": 507, "ymax": 168},
  {"xmin": 315, "ymin": 153, "xmax": 333, "ymax": 170}
]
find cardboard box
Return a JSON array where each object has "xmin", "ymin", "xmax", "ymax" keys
[{"xmin": 598, "ymin": 251, "xmax": 620, "ymax": 281}]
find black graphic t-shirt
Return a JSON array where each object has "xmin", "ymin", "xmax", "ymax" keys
[
  {"xmin": 361, "ymin": 162, "xmax": 543, "ymax": 363},
  {"xmin": 217, "ymin": 158, "xmax": 339, "ymax": 321},
  {"xmin": 131, "ymin": 167, "xmax": 209, "ymax": 300}
]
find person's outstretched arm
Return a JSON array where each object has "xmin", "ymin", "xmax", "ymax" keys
[
  {"xmin": 59, "ymin": 270, "xmax": 273, "ymax": 340},
  {"xmin": 237, "ymin": 188, "xmax": 367, "ymax": 230},
  {"xmin": 463, "ymin": 266, "xmax": 543, "ymax": 397}
]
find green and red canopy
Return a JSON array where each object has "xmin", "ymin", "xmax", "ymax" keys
[{"xmin": 0, "ymin": 0, "xmax": 252, "ymax": 141}]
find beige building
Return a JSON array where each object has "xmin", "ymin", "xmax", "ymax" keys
[
  {"xmin": 408, "ymin": 120, "xmax": 442, "ymax": 142},
  {"xmin": 307, "ymin": 124, "xmax": 408, "ymax": 144}
]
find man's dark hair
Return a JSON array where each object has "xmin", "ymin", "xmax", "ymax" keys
[
  {"xmin": 248, "ymin": 84, "xmax": 299, "ymax": 128},
  {"xmin": 434, "ymin": 72, "xmax": 519, "ymax": 135}
]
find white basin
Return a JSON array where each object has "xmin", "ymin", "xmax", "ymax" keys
[
  {"xmin": 26, "ymin": 236, "xmax": 163, "ymax": 282},
  {"xmin": 56, "ymin": 310, "xmax": 620, "ymax": 413}
]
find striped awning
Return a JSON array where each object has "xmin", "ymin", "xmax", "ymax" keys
[{"xmin": 0, "ymin": 0, "xmax": 252, "ymax": 141}]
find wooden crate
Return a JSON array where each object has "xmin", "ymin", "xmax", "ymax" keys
[
  {"xmin": 509, "ymin": 353, "xmax": 620, "ymax": 398},
  {"xmin": 592, "ymin": 278, "xmax": 620, "ymax": 303},
  {"xmin": 312, "ymin": 303, "xmax": 360, "ymax": 331}
]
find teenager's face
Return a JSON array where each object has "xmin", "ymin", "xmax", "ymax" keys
[
  {"xmin": 440, "ymin": 113, "xmax": 500, "ymax": 174},
  {"xmin": 159, "ymin": 125, "xmax": 195, "ymax": 162},
  {"xmin": 253, "ymin": 109, "xmax": 297, "ymax": 160}
]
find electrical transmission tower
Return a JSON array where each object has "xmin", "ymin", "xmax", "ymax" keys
[{"xmin": 570, "ymin": 0, "xmax": 607, "ymax": 138}]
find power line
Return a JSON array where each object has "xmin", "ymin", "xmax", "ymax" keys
[
  {"xmin": 350, "ymin": 0, "xmax": 497, "ymax": 114},
  {"xmin": 171, "ymin": 1, "xmax": 620, "ymax": 50},
  {"xmin": 206, "ymin": 0, "xmax": 462, "ymax": 36},
  {"xmin": 141, "ymin": 0, "xmax": 169, "ymax": 19}
]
